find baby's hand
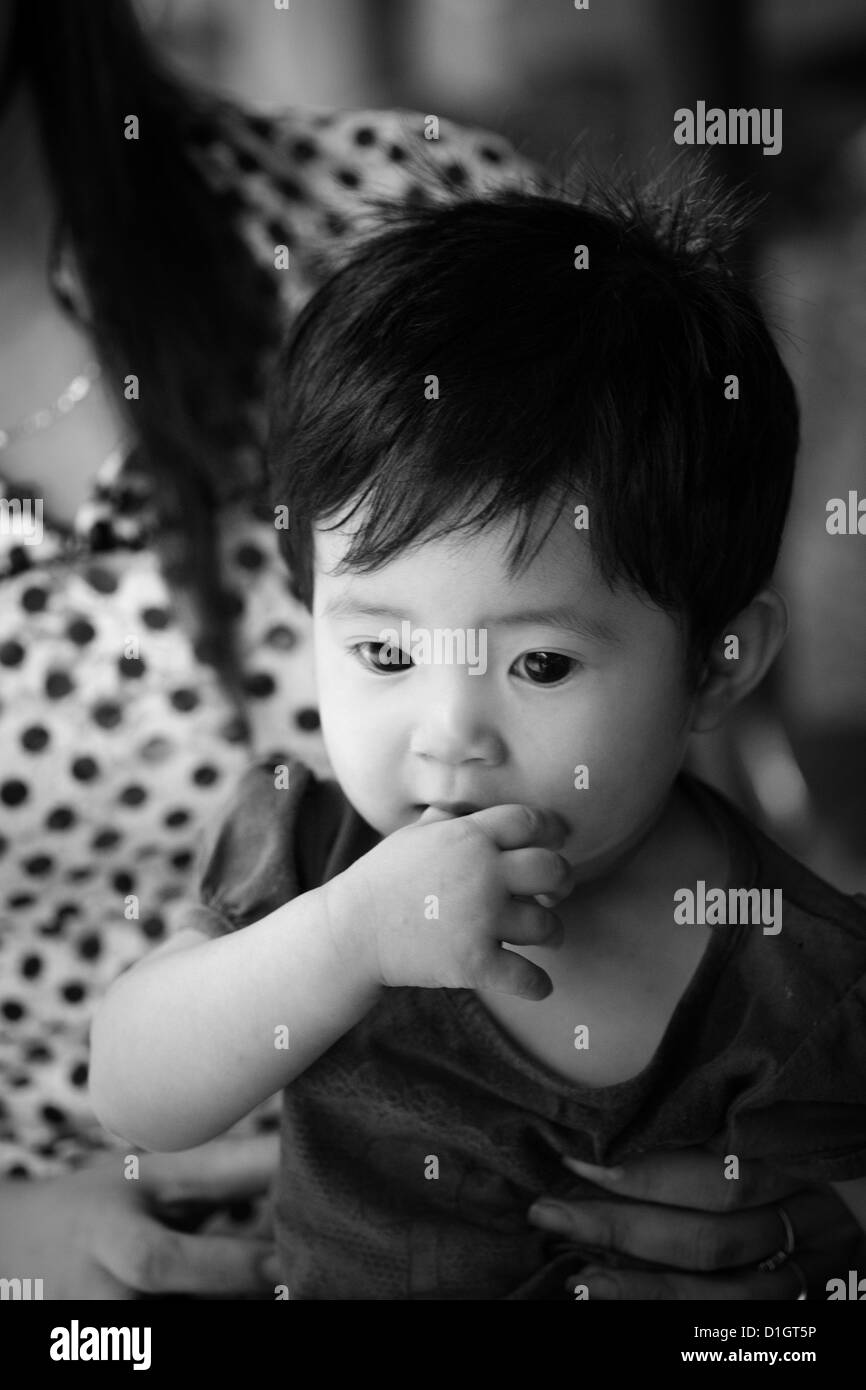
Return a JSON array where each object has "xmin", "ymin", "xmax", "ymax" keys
[{"xmin": 324, "ymin": 805, "xmax": 573, "ymax": 999}]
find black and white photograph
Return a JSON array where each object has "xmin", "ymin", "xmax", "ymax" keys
[{"xmin": 1, "ymin": 0, "xmax": 866, "ymax": 1351}]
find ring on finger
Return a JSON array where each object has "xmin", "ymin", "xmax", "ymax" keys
[
  {"xmin": 787, "ymin": 1257, "xmax": 808, "ymax": 1300},
  {"xmin": 757, "ymin": 1204, "xmax": 796, "ymax": 1272}
]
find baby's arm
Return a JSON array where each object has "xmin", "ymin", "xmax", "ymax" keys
[
  {"xmin": 89, "ymin": 882, "xmax": 380, "ymax": 1152},
  {"xmin": 90, "ymin": 802, "xmax": 571, "ymax": 1152}
]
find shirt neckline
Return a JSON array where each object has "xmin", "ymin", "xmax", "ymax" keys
[{"xmin": 445, "ymin": 772, "xmax": 758, "ymax": 1104}]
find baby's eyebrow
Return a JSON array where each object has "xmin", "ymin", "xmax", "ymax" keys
[
  {"xmin": 322, "ymin": 595, "xmax": 617, "ymax": 645},
  {"xmin": 494, "ymin": 606, "xmax": 619, "ymax": 645}
]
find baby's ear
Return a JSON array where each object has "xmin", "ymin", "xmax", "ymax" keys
[{"xmin": 690, "ymin": 588, "xmax": 788, "ymax": 734}]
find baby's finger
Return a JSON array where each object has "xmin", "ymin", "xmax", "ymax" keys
[
  {"xmin": 502, "ymin": 847, "xmax": 574, "ymax": 901},
  {"xmin": 559, "ymin": 1147, "xmax": 804, "ymax": 1211},
  {"xmin": 501, "ymin": 899, "xmax": 564, "ymax": 949},
  {"xmin": 480, "ymin": 944, "xmax": 554, "ymax": 1001},
  {"xmin": 470, "ymin": 804, "xmax": 569, "ymax": 852}
]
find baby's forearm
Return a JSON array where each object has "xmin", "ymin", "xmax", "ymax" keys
[{"xmin": 89, "ymin": 880, "xmax": 380, "ymax": 1151}]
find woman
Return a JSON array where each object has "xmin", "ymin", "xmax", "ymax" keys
[{"xmin": 0, "ymin": 0, "xmax": 858, "ymax": 1298}]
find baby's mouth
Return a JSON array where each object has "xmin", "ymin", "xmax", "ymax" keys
[{"xmin": 414, "ymin": 801, "xmax": 482, "ymax": 817}]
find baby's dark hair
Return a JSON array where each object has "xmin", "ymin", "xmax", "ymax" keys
[{"xmin": 267, "ymin": 167, "xmax": 799, "ymax": 676}]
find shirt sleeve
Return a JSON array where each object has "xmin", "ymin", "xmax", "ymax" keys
[
  {"xmin": 166, "ymin": 757, "xmax": 318, "ymax": 940},
  {"xmin": 725, "ymin": 969, "xmax": 866, "ymax": 1184}
]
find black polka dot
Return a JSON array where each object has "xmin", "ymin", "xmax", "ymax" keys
[
  {"xmin": 89, "ymin": 520, "xmax": 114, "ymax": 551},
  {"xmin": 354, "ymin": 126, "xmax": 376, "ymax": 146},
  {"xmin": 8, "ymin": 548, "xmax": 31, "ymax": 575},
  {"xmin": 85, "ymin": 565, "xmax": 118, "ymax": 593},
  {"xmin": 323, "ymin": 212, "xmax": 347, "ymax": 237},
  {"xmin": 220, "ymin": 590, "xmax": 245, "ymax": 619},
  {"xmin": 21, "ymin": 585, "xmax": 48, "ymax": 613},
  {"xmin": 164, "ymin": 809, "xmax": 190, "ymax": 828},
  {"xmin": 119, "ymin": 784, "xmax": 147, "ymax": 806},
  {"xmin": 220, "ymin": 715, "xmax": 249, "ymax": 743},
  {"xmin": 292, "ymin": 138, "xmax": 317, "ymax": 162},
  {"xmin": 236, "ymin": 147, "xmax": 261, "ymax": 174},
  {"xmin": 192, "ymin": 764, "xmax": 219, "ymax": 787},
  {"xmin": 276, "ymin": 176, "xmax": 303, "ymax": 201},
  {"xmin": 295, "ymin": 707, "xmax": 320, "ymax": 732},
  {"xmin": 170, "ymin": 688, "xmax": 199, "ymax": 713},
  {"xmin": 45, "ymin": 670, "xmax": 74, "ymax": 699},
  {"xmin": 21, "ymin": 954, "xmax": 42, "ymax": 979},
  {"xmin": 235, "ymin": 543, "xmax": 264, "ymax": 570},
  {"xmin": 112, "ymin": 871, "xmax": 135, "ymax": 893},
  {"xmin": 244, "ymin": 672, "xmax": 276, "ymax": 699},
  {"xmin": 60, "ymin": 982, "xmax": 86, "ymax": 1004},
  {"xmin": 77, "ymin": 933, "xmax": 102, "ymax": 960},
  {"xmin": 24, "ymin": 854, "xmax": 53, "ymax": 877},
  {"xmin": 41, "ymin": 1104, "xmax": 67, "ymax": 1126},
  {"xmin": 265, "ymin": 624, "xmax": 297, "ymax": 651},
  {"xmin": 66, "ymin": 866, "xmax": 94, "ymax": 882},
  {"xmin": 141, "ymin": 915, "xmax": 165, "ymax": 941},
  {"xmin": 246, "ymin": 113, "xmax": 275, "ymax": 139},
  {"xmin": 92, "ymin": 701, "xmax": 123, "ymax": 729},
  {"xmin": 118, "ymin": 655, "xmax": 147, "ymax": 679},
  {"xmin": 67, "ymin": 618, "xmax": 96, "ymax": 645},
  {"xmin": 388, "ymin": 144, "xmax": 407, "ymax": 163},
  {"xmin": 0, "ymin": 835, "xmax": 6, "ymax": 857},
  {"xmin": 142, "ymin": 606, "xmax": 172, "ymax": 629},
  {"xmin": 70, "ymin": 1062, "xmax": 89, "ymax": 1087},
  {"xmin": 2, "ymin": 1000, "xmax": 25, "ymax": 1021},
  {"xmin": 21, "ymin": 725, "xmax": 50, "ymax": 752},
  {"xmin": 1, "ymin": 779, "xmax": 28, "ymax": 807},
  {"xmin": 0, "ymin": 640, "xmax": 25, "ymax": 666},
  {"xmin": 335, "ymin": 168, "xmax": 360, "ymax": 188},
  {"xmin": 71, "ymin": 756, "xmax": 99, "ymax": 781},
  {"xmin": 443, "ymin": 162, "xmax": 467, "ymax": 185},
  {"xmin": 480, "ymin": 145, "xmax": 504, "ymax": 162},
  {"xmin": 9, "ymin": 893, "xmax": 35, "ymax": 909},
  {"xmin": 267, "ymin": 218, "xmax": 294, "ymax": 246},
  {"xmin": 92, "ymin": 829, "xmax": 121, "ymax": 851},
  {"xmin": 171, "ymin": 850, "xmax": 193, "ymax": 871}
]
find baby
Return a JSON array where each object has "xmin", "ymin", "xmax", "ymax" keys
[{"xmin": 90, "ymin": 177, "xmax": 866, "ymax": 1300}]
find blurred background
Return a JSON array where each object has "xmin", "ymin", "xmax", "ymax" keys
[{"xmin": 143, "ymin": 0, "xmax": 866, "ymax": 891}]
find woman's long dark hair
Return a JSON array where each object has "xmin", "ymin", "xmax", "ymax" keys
[{"xmin": 7, "ymin": 0, "xmax": 284, "ymax": 703}]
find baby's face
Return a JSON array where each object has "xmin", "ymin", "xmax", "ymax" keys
[{"xmin": 311, "ymin": 499, "xmax": 697, "ymax": 883}]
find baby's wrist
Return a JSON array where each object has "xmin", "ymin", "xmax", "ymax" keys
[{"xmin": 319, "ymin": 869, "xmax": 381, "ymax": 989}]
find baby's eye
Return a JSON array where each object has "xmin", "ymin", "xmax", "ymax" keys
[
  {"xmin": 514, "ymin": 651, "xmax": 578, "ymax": 685},
  {"xmin": 350, "ymin": 641, "xmax": 413, "ymax": 674}
]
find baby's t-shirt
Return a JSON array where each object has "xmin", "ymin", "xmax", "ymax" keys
[{"xmin": 171, "ymin": 756, "xmax": 866, "ymax": 1300}]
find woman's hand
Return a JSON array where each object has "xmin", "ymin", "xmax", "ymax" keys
[
  {"xmin": 527, "ymin": 1146, "xmax": 863, "ymax": 1300},
  {"xmin": 0, "ymin": 1134, "xmax": 280, "ymax": 1300}
]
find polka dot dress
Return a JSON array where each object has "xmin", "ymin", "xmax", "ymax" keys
[{"xmin": 0, "ymin": 101, "xmax": 542, "ymax": 1177}]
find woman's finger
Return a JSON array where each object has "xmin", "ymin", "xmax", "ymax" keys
[
  {"xmin": 559, "ymin": 1147, "xmax": 804, "ymax": 1211},
  {"xmin": 528, "ymin": 1188, "xmax": 850, "ymax": 1271},
  {"xmin": 567, "ymin": 1259, "xmax": 814, "ymax": 1301},
  {"xmin": 93, "ymin": 1206, "xmax": 279, "ymax": 1296},
  {"xmin": 138, "ymin": 1134, "xmax": 280, "ymax": 1207}
]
